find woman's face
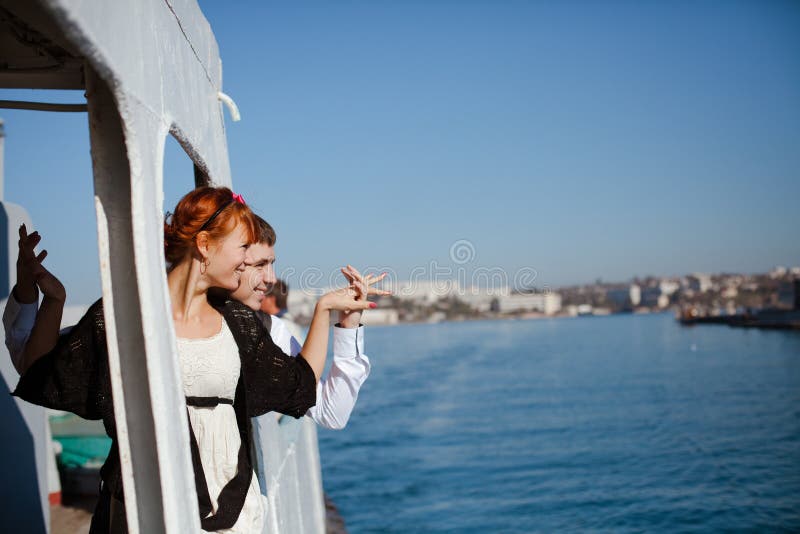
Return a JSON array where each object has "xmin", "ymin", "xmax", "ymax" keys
[
  {"xmin": 230, "ymin": 242, "xmax": 276, "ymax": 311},
  {"xmin": 204, "ymin": 222, "xmax": 251, "ymax": 291}
]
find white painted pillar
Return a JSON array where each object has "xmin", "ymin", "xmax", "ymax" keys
[{"xmin": 85, "ymin": 66, "xmax": 199, "ymax": 533}]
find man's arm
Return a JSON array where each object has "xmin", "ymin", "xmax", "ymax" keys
[
  {"xmin": 307, "ymin": 323, "xmax": 369, "ymax": 430},
  {"xmin": 268, "ymin": 315, "xmax": 370, "ymax": 429}
]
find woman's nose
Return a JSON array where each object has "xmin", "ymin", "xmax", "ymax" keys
[{"xmin": 243, "ymin": 248, "xmax": 255, "ymax": 265}]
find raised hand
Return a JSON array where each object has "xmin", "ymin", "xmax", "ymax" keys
[
  {"xmin": 15, "ymin": 224, "xmax": 43, "ymax": 303},
  {"xmin": 16, "ymin": 224, "xmax": 65, "ymax": 303},
  {"xmin": 337, "ymin": 265, "xmax": 391, "ymax": 328},
  {"xmin": 16, "ymin": 226, "xmax": 66, "ymax": 373},
  {"xmin": 34, "ymin": 262, "xmax": 66, "ymax": 302}
]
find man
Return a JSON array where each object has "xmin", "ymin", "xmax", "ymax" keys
[{"xmin": 229, "ymin": 216, "xmax": 379, "ymax": 430}]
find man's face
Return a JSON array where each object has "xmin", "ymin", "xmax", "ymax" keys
[{"xmin": 230, "ymin": 242, "xmax": 276, "ymax": 311}]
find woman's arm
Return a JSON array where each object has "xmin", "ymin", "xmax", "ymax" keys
[
  {"xmin": 300, "ymin": 294, "xmax": 353, "ymax": 381},
  {"xmin": 13, "ymin": 299, "xmax": 107, "ymax": 421},
  {"xmin": 4, "ymin": 224, "xmax": 42, "ymax": 371},
  {"xmin": 16, "ymin": 226, "xmax": 66, "ymax": 374},
  {"xmin": 21, "ymin": 282, "xmax": 65, "ymax": 374}
]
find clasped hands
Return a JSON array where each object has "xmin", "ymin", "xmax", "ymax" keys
[
  {"xmin": 15, "ymin": 224, "xmax": 65, "ymax": 304},
  {"xmin": 320, "ymin": 265, "xmax": 391, "ymax": 328}
]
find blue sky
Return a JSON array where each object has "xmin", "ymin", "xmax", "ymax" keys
[{"xmin": 1, "ymin": 0, "xmax": 799, "ymax": 304}]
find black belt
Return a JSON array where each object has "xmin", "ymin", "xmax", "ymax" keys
[
  {"xmin": 186, "ymin": 396, "xmax": 234, "ymax": 407},
  {"xmin": 184, "ymin": 395, "xmax": 251, "ymax": 531}
]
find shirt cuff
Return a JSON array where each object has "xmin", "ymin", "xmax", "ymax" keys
[
  {"xmin": 3, "ymin": 290, "xmax": 38, "ymax": 328},
  {"xmin": 332, "ymin": 324, "xmax": 365, "ymax": 359}
]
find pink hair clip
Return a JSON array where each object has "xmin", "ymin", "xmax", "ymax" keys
[{"xmin": 232, "ymin": 192, "xmax": 246, "ymax": 205}]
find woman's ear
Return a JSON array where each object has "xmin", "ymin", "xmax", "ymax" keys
[{"xmin": 195, "ymin": 232, "xmax": 210, "ymax": 261}]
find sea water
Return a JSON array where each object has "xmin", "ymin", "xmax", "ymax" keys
[{"xmin": 318, "ymin": 313, "xmax": 800, "ymax": 533}]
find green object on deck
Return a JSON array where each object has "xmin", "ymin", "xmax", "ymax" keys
[
  {"xmin": 49, "ymin": 412, "xmax": 111, "ymax": 468},
  {"xmin": 54, "ymin": 436, "xmax": 112, "ymax": 468}
]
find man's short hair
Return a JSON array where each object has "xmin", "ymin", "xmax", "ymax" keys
[
  {"xmin": 254, "ymin": 215, "xmax": 276, "ymax": 246},
  {"xmin": 266, "ymin": 278, "xmax": 289, "ymax": 311}
]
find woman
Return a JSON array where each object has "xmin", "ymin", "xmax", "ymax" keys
[{"xmin": 10, "ymin": 186, "xmax": 382, "ymax": 533}]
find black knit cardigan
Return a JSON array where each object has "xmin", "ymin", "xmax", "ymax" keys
[{"xmin": 12, "ymin": 297, "xmax": 316, "ymax": 532}]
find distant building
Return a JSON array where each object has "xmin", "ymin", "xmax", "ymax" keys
[
  {"xmin": 641, "ymin": 287, "xmax": 662, "ymax": 308},
  {"xmin": 606, "ymin": 285, "xmax": 640, "ymax": 308},
  {"xmin": 459, "ymin": 286, "xmax": 510, "ymax": 312},
  {"xmin": 720, "ymin": 285, "xmax": 738, "ymax": 299},
  {"xmin": 497, "ymin": 292, "xmax": 562, "ymax": 315},
  {"xmin": 287, "ymin": 289, "xmax": 318, "ymax": 318},
  {"xmin": 770, "ymin": 266, "xmax": 788, "ymax": 279},
  {"xmin": 566, "ymin": 304, "xmax": 593, "ymax": 316},
  {"xmin": 629, "ymin": 284, "xmax": 641, "ymax": 306},
  {"xmin": 361, "ymin": 308, "xmax": 400, "ymax": 326},
  {"xmin": 659, "ymin": 280, "xmax": 680, "ymax": 296},
  {"xmin": 395, "ymin": 280, "xmax": 460, "ymax": 304},
  {"xmin": 777, "ymin": 279, "xmax": 800, "ymax": 309},
  {"xmin": 426, "ymin": 311, "xmax": 446, "ymax": 323},
  {"xmin": 686, "ymin": 273, "xmax": 712, "ymax": 293}
]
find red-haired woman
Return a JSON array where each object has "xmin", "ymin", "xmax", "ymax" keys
[{"xmin": 9, "ymin": 186, "xmax": 382, "ymax": 533}]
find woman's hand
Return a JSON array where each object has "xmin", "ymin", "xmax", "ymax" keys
[
  {"xmin": 17, "ymin": 225, "xmax": 66, "ymax": 303},
  {"xmin": 35, "ymin": 263, "xmax": 66, "ymax": 303},
  {"xmin": 18, "ymin": 229, "xmax": 66, "ymax": 374},
  {"xmin": 14, "ymin": 224, "xmax": 43, "ymax": 303}
]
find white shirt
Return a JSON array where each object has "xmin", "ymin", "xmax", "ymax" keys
[
  {"xmin": 3, "ymin": 293, "xmax": 369, "ymax": 429},
  {"xmin": 263, "ymin": 313, "xmax": 369, "ymax": 430},
  {"xmin": 2, "ymin": 292, "xmax": 40, "ymax": 374}
]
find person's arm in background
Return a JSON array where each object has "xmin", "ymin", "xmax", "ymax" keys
[
  {"xmin": 11, "ymin": 226, "xmax": 66, "ymax": 375},
  {"xmin": 3, "ymin": 224, "xmax": 48, "ymax": 374},
  {"xmin": 4, "ymin": 292, "xmax": 38, "ymax": 374}
]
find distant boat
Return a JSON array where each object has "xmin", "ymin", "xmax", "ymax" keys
[{"xmin": 677, "ymin": 307, "xmax": 800, "ymax": 330}]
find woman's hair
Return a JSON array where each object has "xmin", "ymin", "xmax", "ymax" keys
[
  {"xmin": 164, "ymin": 186, "xmax": 258, "ymax": 266},
  {"xmin": 254, "ymin": 214, "xmax": 277, "ymax": 246}
]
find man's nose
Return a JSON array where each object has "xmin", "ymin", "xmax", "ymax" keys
[{"xmin": 266, "ymin": 267, "xmax": 277, "ymax": 285}]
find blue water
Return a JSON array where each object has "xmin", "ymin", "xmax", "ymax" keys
[{"xmin": 317, "ymin": 313, "xmax": 800, "ymax": 533}]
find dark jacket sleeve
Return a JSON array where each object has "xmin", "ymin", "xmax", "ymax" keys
[
  {"xmin": 225, "ymin": 303, "xmax": 316, "ymax": 418},
  {"xmin": 12, "ymin": 299, "xmax": 109, "ymax": 420}
]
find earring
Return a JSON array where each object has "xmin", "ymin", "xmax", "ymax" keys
[{"xmin": 200, "ymin": 258, "xmax": 210, "ymax": 275}]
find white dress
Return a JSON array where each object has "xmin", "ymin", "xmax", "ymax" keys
[{"xmin": 177, "ymin": 321, "xmax": 266, "ymax": 533}]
